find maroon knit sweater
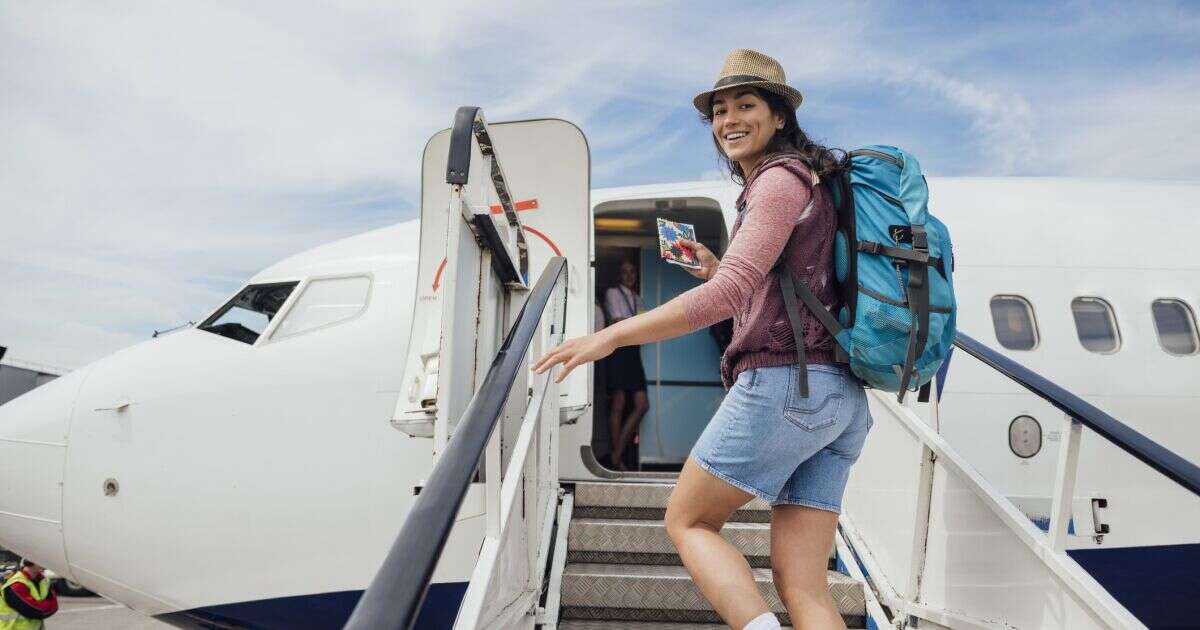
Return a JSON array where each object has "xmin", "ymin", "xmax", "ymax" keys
[{"xmin": 679, "ymin": 154, "xmax": 840, "ymax": 388}]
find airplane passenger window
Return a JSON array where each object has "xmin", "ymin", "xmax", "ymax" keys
[
  {"xmin": 1071, "ymin": 297, "xmax": 1121, "ymax": 354},
  {"xmin": 1151, "ymin": 299, "xmax": 1199, "ymax": 356},
  {"xmin": 199, "ymin": 282, "xmax": 298, "ymax": 345},
  {"xmin": 989, "ymin": 295, "xmax": 1038, "ymax": 350},
  {"xmin": 271, "ymin": 276, "xmax": 371, "ymax": 340}
]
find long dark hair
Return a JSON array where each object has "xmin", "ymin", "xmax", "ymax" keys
[{"xmin": 700, "ymin": 88, "xmax": 845, "ymax": 185}]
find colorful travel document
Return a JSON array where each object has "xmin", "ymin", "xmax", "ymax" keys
[{"xmin": 656, "ymin": 218, "xmax": 701, "ymax": 269}]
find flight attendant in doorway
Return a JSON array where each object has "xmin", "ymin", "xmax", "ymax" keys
[{"xmin": 603, "ymin": 259, "xmax": 649, "ymax": 471}]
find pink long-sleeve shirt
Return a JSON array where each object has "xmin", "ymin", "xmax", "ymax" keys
[{"xmin": 678, "ymin": 155, "xmax": 840, "ymax": 388}]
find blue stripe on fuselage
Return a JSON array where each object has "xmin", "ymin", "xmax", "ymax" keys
[
  {"xmin": 153, "ymin": 581, "xmax": 468, "ymax": 629},
  {"xmin": 1069, "ymin": 542, "xmax": 1200, "ymax": 629}
]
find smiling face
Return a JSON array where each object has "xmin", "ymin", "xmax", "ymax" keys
[{"xmin": 710, "ymin": 87, "xmax": 785, "ymax": 177}]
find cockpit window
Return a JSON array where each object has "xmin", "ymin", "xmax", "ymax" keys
[
  {"xmin": 271, "ymin": 276, "xmax": 371, "ymax": 340},
  {"xmin": 199, "ymin": 282, "xmax": 298, "ymax": 345}
]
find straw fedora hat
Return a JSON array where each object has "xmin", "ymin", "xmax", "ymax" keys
[{"xmin": 693, "ymin": 48, "xmax": 803, "ymax": 115}]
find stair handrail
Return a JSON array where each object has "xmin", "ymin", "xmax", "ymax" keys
[
  {"xmin": 954, "ymin": 332, "xmax": 1200, "ymax": 497},
  {"xmin": 841, "ymin": 333, "xmax": 1182, "ymax": 629},
  {"xmin": 344, "ymin": 257, "xmax": 568, "ymax": 630}
]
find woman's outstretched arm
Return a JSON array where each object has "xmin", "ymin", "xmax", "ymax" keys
[
  {"xmin": 536, "ymin": 166, "xmax": 809, "ymax": 383},
  {"xmin": 533, "ymin": 298, "xmax": 691, "ymax": 382}
]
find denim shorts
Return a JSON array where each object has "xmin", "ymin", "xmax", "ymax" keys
[{"xmin": 690, "ymin": 363, "xmax": 873, "ymax": 514}]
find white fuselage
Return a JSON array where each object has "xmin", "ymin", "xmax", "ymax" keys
[{"xmin": 0, "ymin": 175, "xmax": 1196, "ymax": 624}]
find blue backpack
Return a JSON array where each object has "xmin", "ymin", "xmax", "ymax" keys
[{"xmin": 778, "ymin": 145, "xmax": 956, "ymax": 402}]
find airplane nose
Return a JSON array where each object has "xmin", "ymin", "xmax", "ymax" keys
[{"xmin": 0, "ymin": 367, "xmax": 87, "ymax": 575}]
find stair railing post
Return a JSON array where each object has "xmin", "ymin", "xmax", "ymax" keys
[
  {"xmin": 928, "ymin": 371, "xmax": 941, "ymax": 434},
  {"xmin": 433, "ymin": 187, "xmax": 480, "ymax": 462},
  {"xmin": 525, "ymin": 314, "xmax": 547, "ymax": 596},
  {"xmin": 484, "ymin": 426, "xmax": 502, "ymax": 541},
  {"xmin": 904, "ymin": 375, "xmax": 937, "ymax": 605},
  {"xmin": 1049, "ymin": 414, "xmax": 1083, "ymax": 552},
  {"xmin": 530, "ymin": 273, "xmax": 563, "ymax": 607}
]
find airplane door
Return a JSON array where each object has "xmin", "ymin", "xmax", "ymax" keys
[
  {"xmin": 394, "ymin": 119, "xmax": 591, "ymax": 441},
  {"xmin": 638, "ymin": 247, "xmax": 724, "ymax": 464}
]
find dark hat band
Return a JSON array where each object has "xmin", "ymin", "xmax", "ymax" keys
[{"xmin": 712, "ymin": 74, "xmax": 767, "ymax": 89}]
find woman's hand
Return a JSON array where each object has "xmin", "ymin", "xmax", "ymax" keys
[
  {"xmin": 533, "ymin": 329, "xmax": 618, "ymax": 383},
  {"xmin": 676, "ymin": 238, "xmax": 719, "ymax": 281}
]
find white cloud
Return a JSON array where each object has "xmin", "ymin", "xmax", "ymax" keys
[
  {"xmin": 593, "ymin": 127, "xmax": 691, "ymax": 180},
  {"xmin": 881, "ymin": 63, "xmax": 1036, "ymax": 175},
  {"xmin": 0, "ymin": 2, "xmax": 1196, "ymax": 367},
  {"xmin": 1033, "ymin": 69, "xmax": 1200, "ymax": 178}
]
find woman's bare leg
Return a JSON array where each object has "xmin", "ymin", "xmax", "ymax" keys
[
  {"xmin": 770, "ymin": 504, "xmax": 846, "ymax": 629},
  {"xmin": 665, "ymin": 458, "xmax": 770, "ymax": 629},
  {"xmin": 608, "ymin": 390, "xmax": 627, "ymax": 469}
]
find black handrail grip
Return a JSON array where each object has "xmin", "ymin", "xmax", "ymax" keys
[
  {"xmin": 442, "ymin": 106, "xmax": 528, "ymax": 284},
  {"xmin": 344, "ymin": 257, "xmax": 567, "ymax": 630},
  {"xmin": 954, "ymin": 332, "xmax": 1200, "ymax": 497},
  {"xmin": 446, "ymin": 106, "xmax": 480, "ymax": 185}
]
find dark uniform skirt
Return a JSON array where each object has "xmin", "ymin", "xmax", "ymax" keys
[{"xmin": 606, "ymin": 344, "xmax": 647, "ymax": 392}]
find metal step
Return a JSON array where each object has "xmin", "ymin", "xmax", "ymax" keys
[
  {"xmin": 567, "ymin": 518, "xmax": 783, "ymax": 568},
  {"xmin": 558, "ymin": 622, "xmax": 866, "ymax": 630},
  {"xmin": 573, "ymin": 482, "xmax": 771, "ymax": 523},
  {"xmin": 559, "ymin": 623, "xmax": 800, "ymax": 629},
  {"xmin": 560, "ymin": 563, "xmax": 864, "ymax": 625}
]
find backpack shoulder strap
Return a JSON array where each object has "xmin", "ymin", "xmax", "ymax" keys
[
  {"xmin": 776, "ymin": 264, "xmax": 850, "ymax": 399},
  {"xmin": 777, "ymin": 267, "xmax": 810, "ymax": 399},
  {"xmin": 788, "ymin": 274, "xmax": 845, "ymax": 341},
  {"xmin": 896, "ymin": 224, "xmax": 932, "ymax": 402}
]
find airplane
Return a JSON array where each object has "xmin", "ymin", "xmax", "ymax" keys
[{"xmin": 0, "ymin": 115, "xmax": 1197, "ymax": 629}]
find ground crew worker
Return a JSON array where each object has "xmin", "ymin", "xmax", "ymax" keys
[{"xmin": 0, "ymin": 560, "xmax": 58, "ymax": 629}]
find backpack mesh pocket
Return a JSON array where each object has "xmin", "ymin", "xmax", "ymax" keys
[{"xmin": 852, "ymin": 293, "xmax": 913, "ymax": 379}]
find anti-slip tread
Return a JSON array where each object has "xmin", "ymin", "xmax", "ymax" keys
[
  {"xmin": 566, "ymin": 517, "xmax": 835, "ymax": 568},
  {"xmin": 572, "ymin": 481, "xmax": 773, "ymax": 522},
  {"xmin": 559, "ymin": 622, "xmax": 800, "ymax": 629},
  {"xmin": 558, "ymin": 621, "xmax": 865, "ymax": 629},
  {"xmin": 568, "ymin": 518, "xmax": 771, "ymax": 556},
  {"xmin": 573, "ymin": 482, "xmax": 772, "ymax": 511},
  {"xmin": 561, "ymin": 563, "xmax": 863, "ymax": 619},
  {"xmin": 556, "ymin": 483, "xmax": 866, "ymax": 629}
]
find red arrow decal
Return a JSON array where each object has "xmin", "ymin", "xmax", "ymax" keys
[
  {"xmin": 522, "ymin": 225, "xmax": 562, "ymax": 256},
  {"xmin": 489, "ymin": 198, "xmax": 539, "ymax": 214},
  {"xmin": 431, "ymin": 222, "xmax": 561, "ymax": 291},
  {"xmin": 432, "ymin": 257, "xmax": 448, "ymax": 291}
]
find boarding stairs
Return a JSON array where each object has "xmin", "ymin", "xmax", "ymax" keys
[
  {"xmin": 553, "ymin": 481, "xmax": 865, "ymax": 629},
  {"xmin": 344, "ymin": 107, "xmax": 1200, "ymax": 630}
]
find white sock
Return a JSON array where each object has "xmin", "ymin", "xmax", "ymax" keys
[{"xmin": 742, "ymin": 611, "xmax": 782, "ymax": 630}]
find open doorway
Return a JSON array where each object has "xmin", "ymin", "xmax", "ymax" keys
[{"xmin": 591, "ymin": 196, "xmax": 730, "ymax": 473}]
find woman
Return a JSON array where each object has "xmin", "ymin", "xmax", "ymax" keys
[
  {"xmin": 535, "ymin": 49, "xmax": 872, "ymax": 630},
  {"xmin": 602, "ymin": 259, "xmax": 649, "ymax": 471}
]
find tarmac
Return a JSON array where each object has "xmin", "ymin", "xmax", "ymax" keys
[{"xmin": 52, "ymin": 595, "xmax": 173, "ymax": 629}]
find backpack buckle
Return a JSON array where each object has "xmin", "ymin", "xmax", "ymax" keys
[{"xmin": 912, "ymin": 225, "xmax": 929, "ymax": 251}]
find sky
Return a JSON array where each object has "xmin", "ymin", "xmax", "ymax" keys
[{"xmin": 2, "ymin": 1, "xmax": 1198, "ymax": 369}]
